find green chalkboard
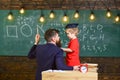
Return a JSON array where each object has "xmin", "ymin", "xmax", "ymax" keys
[{"xmin": 0, "ymin": 10, "xmax": 120, "ymax": 57}]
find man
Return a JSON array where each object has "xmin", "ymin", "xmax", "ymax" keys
[{"xmin": 28, "ymin": 29, "xmax": 79, "ymax": 80}]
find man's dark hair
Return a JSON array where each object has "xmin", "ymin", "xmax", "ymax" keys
[{"xmin": 44, "ymin": 29, "xmax": 59, "ymax": 42}]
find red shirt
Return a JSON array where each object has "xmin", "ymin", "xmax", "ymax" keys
[{"xmin": 66, "ymin": 38, "xmax": 80, "ymax": 66}]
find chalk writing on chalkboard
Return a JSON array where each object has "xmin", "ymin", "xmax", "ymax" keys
[
  {"xmin": 79, "ymin": 24, "xmax": 107, "ymax": 53},
  {"xmin": 6, "ymin": 25, "xmax": 18, "ymax": 38},
  {"xmin": 20, "ymin": 23, "xmax": 32, "ymax": 37},
  {"xmin": 0, "ymin": 10, "xmax": 119, "ymax": 56},
  {"xmin": 6, "ymin": 15, "xmax": 107, "ymax": 54}
]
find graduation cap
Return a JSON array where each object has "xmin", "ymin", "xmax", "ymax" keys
[{"xmin": 65, "ymin": 23, "xmax": 78, "ymax": 29}]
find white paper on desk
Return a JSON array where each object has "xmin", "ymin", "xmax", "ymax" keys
[
  {"xmin": 53, "ymin": 70, "xmax": 65, "ymax": 72},
  {"xmin": 44, "ymin": 69, "xmax": 65, "ymax": 72},
  {"xmin": 44, "ymin": 69, "xmax": 53, "ymax": 72}
]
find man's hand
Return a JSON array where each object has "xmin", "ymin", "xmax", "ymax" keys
[{"xmin": 34, "ymin": 34, "xmax": 40, "ymax": 45}]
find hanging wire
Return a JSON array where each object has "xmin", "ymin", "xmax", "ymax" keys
[
  {"xmin": 114, "ymin": 0, "xmax": 118, "ymax": 10},
  {"xmin": 114, "ymin": 0, "xmax": 120, "ymax": 22},
  {"xmin": 101, "ymin": 0, "xmax": 112, "ymax": 18},
  {"xmin": 101, "ymin": 0, "xmax": 108, "ymax": 9},
  {"xmin": 7, "ymin": 0, "xmax": 14, "ymax": 20},
  {"xmin": 19, "ymin": 0, "xmax": 25, "ymax": 14},
  {"xmin": 87, "ymin": 0, "xmax": 97, "ymax": 21},
  {"xmin": 78, "ymin": 0, "xmax": 85, "ymax": 10},
  {"xmin": 46, "ymin": 0, "xmax": 52, "ymax": 9},
  {"xmin": 87, "ymin": 0, "xmax": 97, "ymax": 11}
]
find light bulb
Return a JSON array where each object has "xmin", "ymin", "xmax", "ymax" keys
[
  {"xmin": 90, "ymin": 12, "xmax": 95, "ymax": 20},
  {"xmin": 115, "ymin": 15, "xmax": 120, "ymax": 22},
  {"xmin": 39, "ymin": 16, "xmax": 45, "ymax": 22},
  {"xmin": 49, "ymin": 10, "xmax": 55, "ymax": 19},
  {"xmin": 7, "ymin": 12, "xmax": 13, "ymax": 20},
  {"xmin": 63, "ymin": 15, "xmax": 68, "ymax": 22},
  {"xmin": 20, "ymin": 7, "xmax": 25, "ymax": 14},
  {"xmin": 106, "ymin": 10, "xmax": 111, "ymax": 18},
  {"xmin": 74, "ymin": 10, "xmax": 79, "ymax": 19}
]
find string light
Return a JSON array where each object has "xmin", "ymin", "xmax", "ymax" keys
[
  {"xmin": 115, "ymin": 14, "xmax": 120, "ymax": 22},
  {"xmin": 39, "ymin": 10, "xmax": 45, "ymax": 23},
  {"xmin": 74, "ymin": 10, "xmax": 79, "ymax": 19},
  {"xmin": 39, "ymin": 15, "xmax": 45, "ymax": 23},
  {"xmin": 49, "ymin": 10, "xmax": 55, "ymax": 19},
  {"xmin": 7, "ymin": 0, "xmax": 13, "ymax": 20},
  {"xmin": 20, "ymin": 7, "xmax": 25, "ymax": 14},
  {"xmin": 7, "ymin": 12, "xmax": 13, "ymax": 20},
  {"xmin": 63, "ymin": 13, "xmax": 68, "ymax": 22},
  {"xmin": 106, "ymin": 9, "xmax": 111, "ymax": 18},
  {"xmin": 89, "ymin": 11, "xmax": 95, "ymax": 21}
]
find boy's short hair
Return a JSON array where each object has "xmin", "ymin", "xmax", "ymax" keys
[{"xmin": 65, "ymin": 23, "xmax": 79, "ymax": 36}]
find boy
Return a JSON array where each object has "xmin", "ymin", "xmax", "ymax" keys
[{"xmin": 61, "ymin": 23, "xmax": 80, "ymax": 66}]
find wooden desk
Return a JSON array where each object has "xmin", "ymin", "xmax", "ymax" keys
[{"xmin": 42, "ymin": 63, "xmax": 98, "ymax": 80}]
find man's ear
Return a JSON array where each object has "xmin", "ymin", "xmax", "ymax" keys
[{"xmin": 51, "ymin": 37, "xmax": 56, "ymax": 42}]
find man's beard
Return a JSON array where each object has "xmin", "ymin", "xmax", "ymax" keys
[{"xmin": 56, "ymin": 39, "xmax": 62, "ymax": 47}]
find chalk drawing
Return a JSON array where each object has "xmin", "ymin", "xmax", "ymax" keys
[
  {"xmin": 37, "ymin": 24, "xmax": 45, "ymax": 38},
  {"xmin": 99, "ymin": 34, "xmax": 104, "ymax": 40},
  {"xmin": 5, "ymin": 15, "xmax": 107, "ymax": 54},
  {"xmin": 6, "ymin": 25, "xmax": 18, "ymax": 38},
  {"xmin": 81, "ymin": 44, "xmax": 107, "ymax": 53},
  {"xmin": 37, "ymin": 24, "xmax": 44, "ymax": 33},
  {"xmin": 103, "ymin": 45, "xmax": 107, "ymax": 51},
  {"xmin": 17, "ymin": 16, "xmax": 34, "ymax": 26},
  {"xmin": 97, "ymin": 24, "xmax": 103, "ymax": 32},
  {"xmin": 89, "ymin": 34, "xmax": 97, "ymax": 40},
  {"xmin": 20, "ymin": 23, "xmax": 32, "ymax": 37},
  {"xmin": 50, "ymin": 21, "xmax": 65, "ymax": 27},
  {"xmin": 82, "ymin": 24, "xmax": 87, "ymax": 32},
  {"xmin": 82, "ymin": 33, "xmax": 87, "ymax": 41}
]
